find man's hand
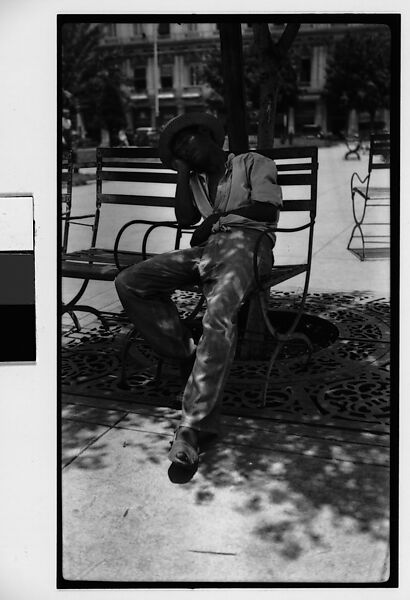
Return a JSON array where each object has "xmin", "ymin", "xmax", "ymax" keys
[
  {"xmin": 171, "ymin": 157, "xmax": 190, "ymax": 173},
  {"xmin": 174, "ymin": 159, "xmax": 201, "ymax": 227},
  {"xmin": 190, "ymin": 213, "xmax": 222, "ymax": 247}
]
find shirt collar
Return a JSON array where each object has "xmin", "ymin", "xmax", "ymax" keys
[{"xmin": 225, "ymin": 153, "xmax": 235, "ymax": 171}]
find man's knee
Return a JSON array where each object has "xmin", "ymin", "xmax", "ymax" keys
[
  {"xmin": 115, "ymin": 263, "xmax": 158, "ymax": 299},
  {"xmin": 115, "ymin": 265, "xmax": 142, "ymax": 296},
  {"xmin": 115, "ymin": 268, "xmax": 130, "ymax": 299}
]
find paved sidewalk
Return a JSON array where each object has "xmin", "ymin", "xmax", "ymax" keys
[
  {"xmin": 62, "ymin": 393, "xmax": 389, "ymax": 583},
  {"xmin": 61, "ymin": 143, "xmax": 391, "ymax": 584}
]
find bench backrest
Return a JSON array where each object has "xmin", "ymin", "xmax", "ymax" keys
[
  {"xmin": 96, "ymin": 146, "xmax": 177, "ymax": 208},
  {"xmin": 91, "ymin": 145, "xmax": 318, "ymax": 248},
  {"xmin": 368, "ymin": 132, "xmax": 390, "ymax": 172},
  {"xmin": 61, "ymin": 150, "xmax": 73, "ymax": 252},
  {"xmin": 254, "ymin": 147, "xmax": 318, "ymax": 217},
  {"xmin": 97, "ymin": 145, "xmax": 318, "ymax": 208},
  {"xmin": 91, "ymin": 146, "xmax": 178, "ymax": 248}
]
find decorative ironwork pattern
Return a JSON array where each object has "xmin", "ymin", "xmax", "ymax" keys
[{"xmin": 62, "ymin": 291, "xmax": 390, "ymax": 433}]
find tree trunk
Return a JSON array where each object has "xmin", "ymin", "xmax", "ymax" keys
[
  {"xmin": 219, "ymin": 23, "xmax": 249, "ymax": 153},
  {"xmin": 253, "ymin": 23, "xmax": 300, "ymax": 150},
  {"xmin": 257, "ymin": 76, "xmax": 280, "ymax": 148}
]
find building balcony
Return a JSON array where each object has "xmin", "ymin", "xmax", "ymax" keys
[
  {"xmin": 130, "ymin": 88, "xmax": 179, "ymax": 102},
  {"xmin": 181, "ymin": 85, "xmax": 202, "ymax": 98}
]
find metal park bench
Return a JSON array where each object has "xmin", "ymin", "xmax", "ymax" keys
[
  {"xmin": 347, "ymin": 132, "xmax": 390, "ymax": 260},
  {"xmin": 112, "ymin": 146, "xmax": 319, "ymax": 407},
  {"xmin": 343, "ymin": 134, "xmax": 363, "ymax": 160},
  {"xmin": 61, "ymin": 150, "xmax": 73, "ymax": 253},
  {"xmin": 61, "ymin": 147, "xmax": 192, "ymax": 330}
]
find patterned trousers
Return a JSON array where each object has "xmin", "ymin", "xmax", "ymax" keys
[{"xmin": 115, "ymin": 228, "xmax": 273, "ymax": 435}]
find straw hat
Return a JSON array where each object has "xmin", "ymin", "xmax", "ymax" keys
[{"xmin": 159, "ymin": 112, "xmax": 225, "ymax": 169}]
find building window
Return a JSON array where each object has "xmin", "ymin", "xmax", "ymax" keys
[
  {"xmin": 189, "ymin": 65, "xmax": 202, "ymax": 86},
  {"xmin": 158, "ymin": 23, "xmax": 170, "ymax": 37},
  {"xmin": 160, "ymin": 64, "xmax": 173, "ymax": 89},
  {"xmin": 134, "ymin": 67, "xmax": 147, "ymax": 93},
  {"xmin": 300, "ymin": 58, "xmax": 311, "ymax": 85},
  {"xmin": 105, "ymin": 23, "xmax": 117, "ymax": 37},
  {"xmin": 132, "ymin": 23, "xmax": 144, "ymax": 36}
]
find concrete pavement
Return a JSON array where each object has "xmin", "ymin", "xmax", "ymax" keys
[
  {"xmin": 62, "ymin": 394, "xmax": 389, "ymax": 583},
  {"xmin": 61, "ymin": 142, "xmax": 391, "ymax": 584}
]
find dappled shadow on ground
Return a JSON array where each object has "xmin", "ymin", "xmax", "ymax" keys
[
  {"xmin": 61, "ymin": 289, "xmax": 391, "ymax": 560},
  {"xmin": 194, "ymin": 426, "xmax": 389, "ymax": 560},
  {"xmin": 61, "ymin": 416, "xmax": 112, "ymax": 470},
  {"xmin": 61, "ymin": 290, "xmax": 390, "ymax": 433},
  {"xmin": 61, "ymin": 399, "xmax": 389, "ymax": 562}
]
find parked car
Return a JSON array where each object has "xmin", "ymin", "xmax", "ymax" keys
[{"xmin": 134, "ymin": 127, "xmax": 160, "ymax": 147}]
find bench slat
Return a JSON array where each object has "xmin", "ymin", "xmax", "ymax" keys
[
  {"xmin": 263, "ymin": 264, "xmax": 308, "ymax": 286},
  {"xmin": 277, "ymin": 173, "xmax": 315, "ymax": 186},
  {"xmin": 98, "ymin": 147, "xmax": 160, "ymax": 158},
  {"xmin": 99, "ymin": 195, "xmax": 313, "ymax": 211},
  {"xmin": 281, "ymin": 199, "xmax": 313, "ymax": 211},
  {"xmin": 371, "ymin": 163, "xmax": 390, "ymax": 170},
  {"xmin": 62, "ymin": 249, "xmax": 150, "ymax": 281},
  {"xmin": 101, "ymin": 161, "xmax": 315, "ymax": 173},
  {"xmin": 256, "ymin": 147, "xmax": 318, "ymax": 160},
  {"xmin": 276, "ymin": 163, "xmax": 314, "ymax": 172},
  {"xmin": 99, "ymin": 193, "xmax": 176, "ymax": 206},
  {"xmin": 100, "ymin": 170, "xmax": 177, "ymax": 184},
  {"xmin": 101, "ymin": 160, "xmax": 165, "ymax": 170}
]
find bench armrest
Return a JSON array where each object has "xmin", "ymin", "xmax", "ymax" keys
[
  {"xmin": 351, "ymin": 171, "xmax": 369, "ymax": 192},
  {"xmin": 252, "ymin": 220, "xmax": 315, "ymax": 290},
  {"xmin": 113, "ymin": 219, "xmax": 181, "ymax": 270},
  {"xmin": 64, "ymin": 213, "xmax": 95, "ymax": 220}
]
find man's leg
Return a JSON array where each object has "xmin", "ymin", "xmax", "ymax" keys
[
  {"xmin": 180, "ymin": 230, "xmax": 273, "ymax": 436},
  {"xmin": 115, "ymin": 246, "xmax": 202, "ymax": 361}
]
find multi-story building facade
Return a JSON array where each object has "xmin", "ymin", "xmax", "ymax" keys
[{"xmin": 97, "ymin": 21, "xmax": 389, "ymax": 139}]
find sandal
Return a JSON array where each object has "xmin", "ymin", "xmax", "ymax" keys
[{"xmin": 168, "ymin": 427, "xmax": 199, "ymax": 469}]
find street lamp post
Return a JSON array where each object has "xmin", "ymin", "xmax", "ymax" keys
[{"xmin": 152, "ymin": 24, "xmax": 159, "ymax": 129}]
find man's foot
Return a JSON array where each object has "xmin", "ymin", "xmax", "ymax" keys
[{"xmin": 168, "ymin": 426, "xmax": 199, "ymax": 469}]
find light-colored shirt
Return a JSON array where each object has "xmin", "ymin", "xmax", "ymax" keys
[{"xmin": 189, "ymin": 152, "xmax": 283, "ymax": 238}]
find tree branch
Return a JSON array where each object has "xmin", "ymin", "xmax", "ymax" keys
[
  {"xmin": 252, "ymin": 22, "xmax": 301, "ymax": 63},
  {"xmin": 276, "ymin": 23, "xmax": 301, "ymax": 58},
  {"xmin": 252, "ymin": 23, "xmax": 274, "ymax": 56}
]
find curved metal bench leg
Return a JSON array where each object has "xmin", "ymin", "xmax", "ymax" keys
[
  {"xmin": 347, "ymin": 189, "xmax": 367, "ymax": 260},
  {"xmin": 259, "ymin": 331, "xmax": 313, "ymax": 408},
  {"xmin": 117, "ymin": 329, "xmax": 138, "ymax": 390},
  {"xmin": 65, "ymin": 305, "xmax": 110, "ymax": 331},
  {"xmin": 257, "ymin": 281, "xmax": 313, "ymax": 408},
  {"xmin": 64, "ymin": 309, "xmax": 81, "ymax": 332},
  {"xmin": 184, "ymin": 294, "xmax": 206, "ymax": 322}
]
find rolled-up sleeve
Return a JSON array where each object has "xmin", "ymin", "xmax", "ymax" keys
[{"xmin": 248, "ymin": 153, "xmax": 283, "ymax": 208}]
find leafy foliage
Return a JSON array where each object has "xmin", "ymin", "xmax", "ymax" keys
[
  {"xmin": 61, "ymin": 23, "xmax": 127, "ymax": 140},
  {"xmin": 201, "ymin": 40, "xmax": 298, "ymax": 116},
  {"xmin": 324, "ymin": 28, "xmax": 391, "ymax": 120}
]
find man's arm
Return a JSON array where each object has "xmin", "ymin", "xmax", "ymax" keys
[
  {"xmin": 190, "ymin": 203, "xmax": 276, "ymax": 247},
  {"xmin": 173, "ymin": 159, "xmax": 201, "ymax": 227},
  {"xmin": 238, "ymin": 153, "xmax": 283, "ymax": 221},
  {"xmin": 227, "ymin": 202, "xmax": 277, "ymax": 222}
]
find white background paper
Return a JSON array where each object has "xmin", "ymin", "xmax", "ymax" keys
[
  {"xmin": 0, "ymin": 1, "xmax": 408, "ymax": 598},
  {"xmin": 0, "ymin": 196, "xmax": 33, "ymax": 251}
]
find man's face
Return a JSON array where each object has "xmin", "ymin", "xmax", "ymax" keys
[{"xmin": 172, "ymin": 128, "xmax": 213, "ymax": 171}]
